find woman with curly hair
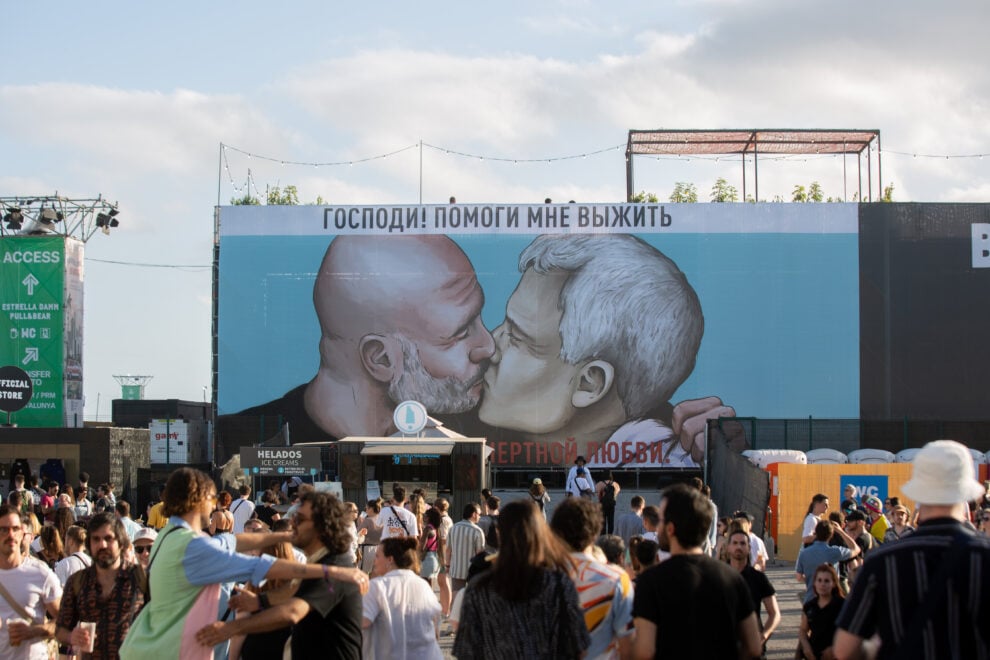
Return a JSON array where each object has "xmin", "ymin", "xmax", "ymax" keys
[
  {"xmin": 454, "ymin": 499, "xmax": 589, "ymax": 660},
  {"xmin": 119, "ymin": 468, "xmax": 368, "ymax": 660},
  {"xmin": 363, "ymin": 536, "xmax": 443, "ymax": 660},
  {"xmin": 209, "ymin": 491, "xmax": 235, "ymax": 535}
]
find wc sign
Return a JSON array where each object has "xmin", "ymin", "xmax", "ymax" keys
[{"xmin": 840, "ymin": 475, "xmax": 888, "ymax": 504}]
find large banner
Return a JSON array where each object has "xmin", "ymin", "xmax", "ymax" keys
[
  {"xmin": 0, "ymin": 235, "xmax": 84, "ymax": 427},
  {"xmin": 217, "ymin": 203, "xmax": 860, "ymax": 468}
]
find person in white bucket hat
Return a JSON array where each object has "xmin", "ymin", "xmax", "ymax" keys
[{"xmin": 834, "ymin": 440, "xmax": 990, "ymax": 659}]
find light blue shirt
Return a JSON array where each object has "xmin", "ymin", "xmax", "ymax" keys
[
  {"xmin": 168, "ymin": 516, "xmax": 275, "ymax": 587},
  {"xmin": 794, "ymin": 540, "xmax": 854, "ymax": 602}
]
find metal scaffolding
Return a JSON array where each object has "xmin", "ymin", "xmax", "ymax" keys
[{"xmin": 625, "ymin": 128, "xmax": 881, "ymax": 202}]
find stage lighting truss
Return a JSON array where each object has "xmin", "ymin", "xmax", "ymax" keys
[{"xmin": 0, "ymin": 194, "xmax": 121, "ymax": 242}]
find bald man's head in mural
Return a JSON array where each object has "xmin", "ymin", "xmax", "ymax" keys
[
  {"xmin": 479, "ymin": 234, "xmax": 713, "ymax": 464},
  {"xmin": 304, "ymin": 235, "xmax": 495, "ymax": 438}
]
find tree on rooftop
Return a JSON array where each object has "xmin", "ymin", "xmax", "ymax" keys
[
  {"xmin": 230, "ymin": 193, "xmax": 260, "ymax": 205},
  {"xmin": 669, "ymin": 182, "xmax": 698, "ymax": 203},
  {"xmin": 710, "ymin": 178, "xmax": 739, "ymax": 203},
  {"xmin": 267, "ymin": 185, "xmax": 299, "ymax": 206}
]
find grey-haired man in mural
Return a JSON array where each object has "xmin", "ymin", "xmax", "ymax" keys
[
  {"xmin": 233, "ymin": 235, "xmax": 495, "ymax": 441},
  {"xmin": 478, "ymin": 234, "xmax": 732, "ymax": 466}
]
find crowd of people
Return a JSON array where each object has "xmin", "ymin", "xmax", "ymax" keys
[
  {"xmin": 791, "ymin": 440, "xmax": 990, "ymax": 659},
  {"xmin": 1, "ymin": 438, "xmax": 988, "ymax": 659}
]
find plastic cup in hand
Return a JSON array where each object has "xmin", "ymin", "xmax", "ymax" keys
[{"xmin": 79, "ymin": 621, "xmax": 96, "ymax": 653}]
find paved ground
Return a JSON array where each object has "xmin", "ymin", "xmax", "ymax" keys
[{"xmin": 437, "ymin": 558, "xmax": 805, "ymax": 658}]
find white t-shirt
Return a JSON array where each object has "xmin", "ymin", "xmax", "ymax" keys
[
  {"xmin": 0, "ymin": 558, "xmax": 62, "ymax": 660},
  {"xmin": 748, "ymin": 532, "xmax": 769, "ymax": 568},
  {"xmin": 565, "ymin": 466, "xmax": 594, "ymax": 497},
  {"xmin": 379, "ymin": 504, "xmax": 419, "ymax": 540},
  {"xmin": 362, "ymin": 569, "xmax": 442, "ymax": 660},
  {"xmin": 802, "ymin": 513, "xmax": 819, "ymax": 540},
  {"xmin": 438, "ymin": 514, "xmax": 453, "ymax": 544},
  {"xmin": 230, "ymin": 497, "xmax": 256, "ymax": 534},
  {"xmin": 54, "ymin": 551, "xmax": 92, "ymax": 586}
]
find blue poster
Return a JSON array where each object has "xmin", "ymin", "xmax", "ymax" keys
[{"xmin": 840, "ymin": 475, "xmax": 889, "ymax": 506}]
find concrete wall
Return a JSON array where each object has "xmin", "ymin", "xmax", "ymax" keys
[{"xmin": 0, "ymin": 427, "xmax": 150, "ymax": 504}]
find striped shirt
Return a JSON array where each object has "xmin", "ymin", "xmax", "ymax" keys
[
  {"xmin": 570, "ymin": 553, "xmax": 634, "ymax": 660},
  {"xmin": 447, "ymin": 520, "xmax": 485, "ymax": 581},
  {"xmin": 835, "ymin": 518, "xmax": 990, "ymax": 659}
]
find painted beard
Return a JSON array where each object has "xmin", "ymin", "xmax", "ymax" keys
[{"xmin": 387, "ymin": 334, "xmax": 485, "ymax": 414}]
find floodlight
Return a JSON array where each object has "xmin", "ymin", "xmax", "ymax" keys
[
  {"xmin": 3, "ymin": 208, "xmax": 23, "ymax": 230},
  {"xmin": 1, "ymin": 194, "xmax": 120, "ymax": 242}
]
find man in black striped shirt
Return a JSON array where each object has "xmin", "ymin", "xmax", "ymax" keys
[{"xmin": 834, "ymin": 440, "xmax": 990, "ymax": 659}]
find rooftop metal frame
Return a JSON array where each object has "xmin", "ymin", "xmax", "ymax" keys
[{"xmin": 625, "ymin": 128, "xmax": 881, "ymax": 202}]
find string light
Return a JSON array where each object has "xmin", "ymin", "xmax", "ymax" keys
[
  {"xmin": 880, "ymin": 148, "xmax": 989, "ymax": 159},
  {"xmin": 87, "ymin": 257, "xmax": 210, "ymax": 270},
  {"xmin": 219, "ymin": 140, "xmax": 989, "ymax": 197},
  {"xmin": 222, "ymin": 142, "xmax": 419, "ymax": 167},
  {"xmin": 421, "ymin": 141, "xmax": 624, "ymax": 163},
  {"xmin": 222, "ymin": 140, "xmax": 990, "ymax": 172}
]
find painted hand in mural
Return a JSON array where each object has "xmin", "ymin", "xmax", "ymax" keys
[{"xmin": 671, "ymin": 396, "xmax": 738, "ymax": 464}]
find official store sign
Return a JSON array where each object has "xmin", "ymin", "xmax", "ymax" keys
[
  {"xmin": 240, "ymin": 447, "xmax": 321, "ymax": 476},
  {"xmin": 0, "ymin": 365, "xmax": 33, "ymax": 414}
]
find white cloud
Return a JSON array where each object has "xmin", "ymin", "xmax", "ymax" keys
[{"xmin": 0, "ymin": 84, "xmax": 290, "ymax": 176}]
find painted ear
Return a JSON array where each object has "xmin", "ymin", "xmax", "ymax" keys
[
  {"xmin": 571, "ymin": 359, "xmax": 615, "ymax": 408},
  {"xmin": 359, "ymin": 334, "xmax": 400, "ymax": 383}
]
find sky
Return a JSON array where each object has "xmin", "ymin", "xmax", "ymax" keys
[{"xmin": 1, "ymin": 1, "xmax": 987, "ymax": 421}]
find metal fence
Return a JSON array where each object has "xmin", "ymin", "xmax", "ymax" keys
[{"xmin": 706, "ymin": 430, "xmax": 770, "ymax": 538}]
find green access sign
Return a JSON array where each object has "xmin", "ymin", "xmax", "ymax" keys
[{"xmin": 0, "ymin": 236, "xmax": 71, "ymax": 426}]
